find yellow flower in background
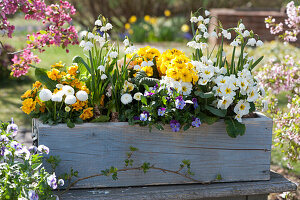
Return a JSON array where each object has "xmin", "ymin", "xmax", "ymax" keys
[
  {"xmin": 144, "ymin": 15, "xmax": 150, "ymax": 22},
  {"xmin": 125, "ymin": 23, "xmax": 131, "ymax": 30},
  {"xmin": 129, "ymin": 15, "xmax": 137, "ymax": 23},
  {"xmin": 180, "ymin": 68, "xmax": 193, "ymax": 82},
  {"xmin": 51, "ymin": 61, "xmax": 64, "ymax": 68},
  {"xmin": 181, "ymin": 24, "xmax": 190, "ymax": 32},
  {"xmin": 128, "ymin": 29, "xmax": 133, "ymax": 35},
  {"xmin": 164, "ymin": 9, "xmax": 171, "ymax": 17},
  {"xmin": 80, "ymin": 107, "xmax": 94, "ymax": 120},
  {"xmin": 67, "ymin": 65, "xmax": 78, "ymax": 76},
  {"xmin": 32, "ymin": 81, "xmax": 42, "ymax": 89},
  {"xmin": 141, "ymin": 66, "xmax": 153, "ymax": 77},
  {"xmin": 21, "ymin": 90, "xmax": 33, "ymax": 99},
  {"xmin": 21, "ymin": 98, "xmax": 36, "ymax": 115},
  {"xmin": 47, "ymin": 68, "xmax": 61, "ymax": 81},
  {"xmin": 150, "ymin": 17, "xmax": 157, "ymax": 25}
]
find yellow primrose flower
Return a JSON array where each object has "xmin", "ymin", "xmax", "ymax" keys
[
  {"xmin": 129, "ymin": 15, "xmax": 137, "ymax": 23},
  {"xmin": 181, "ymin": 24, "xmax": 190, "ymax": 32},
  {"xmin": 150, "ymin": 17, "xmax": 157, "ymax": 25},
  {"xmin": 166, "ymin": 67, "xmax": 179, "ymax": 80},
  {"xmin": 144, "ymin": 15, "xmax": 150, "ymax": 22},
  {"xmin": 180, "ymin": 68, "xmax": 193, "ymax": 83},
  {"xmin": 21, "ymin": 90, "xmax": 33, "ymax": 99},
  {"xmin": 21, "ymin": 98, "xmax": 36, "ymax": 115},
  {"xmin": 32, "ymin": 81, "xmax": 42, "ymax": 90},
  {"xmin": 164, "ymin": 10, "xmax": 171, "ymax": 17},
  {"xmin": 141, "ymin": 66, "xmax": 153, "ymax": 77},
  {"xmin": 125, "ymin": 23, "xmax": 131, "ymax": 30},
  {"xmin": 128, "ymin": 29, "xmax": 133, "ymax": 35},
  {"xmin": 67, "ymin": 65, "xmax": 78, "ymax": 76},
  {"xmin": 80, "ymin": 107, "xmax": 94, "ymax": 120},
  {"xmin": 47, "ymin": 68, "xmax": 61, "ymax": 81}
]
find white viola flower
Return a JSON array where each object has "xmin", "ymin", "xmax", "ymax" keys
[
  {"xmin": 205, "ymin": 10, "xmax": 210, "ymax": 16},
  {"xmin": 242, "ymin": 30, "xmax": 250, "ymax": 37},
  {"xmin": 38, "ymin": 145, "xmax": 49, "ymax": 154},
  {"xmin": 133, "ymin": 92, "xmax": 143, "ymax": 101},
  {"xmin": 198, "ymin": 24, "xmax": 207, "ymax": 32},
  {"xmin": 39, "ymin": 89, "xmax": 52, "ymax": 101},
  {"xmin": 203, "ymin": 18, "xmax": 210, "ymax": 24},
  {"xmin": 217, "ymin": 96, "xmax": 233, "ymax": 109},
  {"xmin": 234, "ymin": 100, "xmax": 250, "ymax": 115},
  {"xmin": 123, "ymin": 38, "xmax": 129, "ymax": 47},
  {"xmin": 220, "ymin": 84, "xmax": 236, "ymax": 98},
  {"xmin": 190, "ymin": 16, "xmax": 199, "ymax": 23},
  {"xmin": 203, "ymin": 32, "xmax": 209, "ymax": 38},
  {"xmin": 181, "ymin": 82, "xmax": 193, "ymax": 95},
  {"xmin": 247, "ymin": 88, "xmax": 259, "ymax": 102},
  {"xmin": 101, "ymin": 74, "xmax": 108, "ymax": 80},
  {"xmin": 256, "ymin": 40, "xmax": 264, "ymax": 46},
  {"xmin": 133, "ymin": 65, "xmax": 141, "ymax": 70},
  {"xmin": 198, "ymin": 15, "xmax": 204, "ymax": 21},
  {"xmin": 62, "ymin": 85, "xmax": 75, "ymax": 96},
  {"xmin": 235, "ymin": 113, "xmax": 243, "ymax": 123},
  {"xmin": 210, "ymin": 31, "xmax": 218, "ymax": 38},
  {"xmin": 65, "ymin": 95, "xmax": 77, "ymax": 105},
  {"xmin": 230, "ymin": 40, "xmax": 239, "ymax": 47},
  {"xmin": 79, "ymin": 40, "xmax": 86, "ymax": 47},
  {"xmin": 95, "ymin": 19, "xmax": 102, "ymax": 26},
  {"xmin": 76, "ymin": 91, "xmax": 88, "ymax": 101},
  {"xmin": 83, "ymin": 41, "xmax": 94, "ymax": 51},
  {"xmin": 98, "ymin": 65, "xmax": 105, "ymax": 72},
  {"xmin": 238, "ymin": 23, "xmax": 245, "ymax": 30},
  {"xmin": 121, "ymin": 93, "xmax": 132, "ymax": 105},
  {"xmin": 87, "ymin": 32, "xmax": 94, "ymax": 39},
  {"xmin": 109, "ymin": 51, "xmax": 118, "ymax": 59},
  {"xmin": 56, "ymin": 84, "xmax": 63, "ymax": 89},
  {"xmin": 51, "ymin": 94, "xmax": 63, "ymax": 102},
  {"xmin": 247, "ymin": 38, "xmax": 256, "ymax": 46}
]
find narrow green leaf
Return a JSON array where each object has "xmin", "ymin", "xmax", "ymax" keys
[
  {"xmin": 205, "ymin": 105, "xmax": 227, "ymax": 117},
  {"xmin": 194, "ymin": 91, "xmax": 214, "ymax": 98},
  {"xmin": 250, "ymin": 56, "xmax": 264, "ymax": 70}
]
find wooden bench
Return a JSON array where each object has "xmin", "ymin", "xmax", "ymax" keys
[{"xmin": 57, "ymin": 171, "xmax": 297, "ymax": 200}]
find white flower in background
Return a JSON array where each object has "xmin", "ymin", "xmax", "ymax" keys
[
  {"xmin": 133, "ymin": 92, "xmax": 143, "ymax": 101},
  {"xmin": 39, "ymin": 89, "xmax": 52, "ymax": 101},
  {"xmin": 65, "ymin": 95, "xmax": 77, "ymax": 105},
  {"xmin": 121, "ymin": 93, "xmax": 132, "ymax": 105},
  {"xmin": 125, "ymin": 46, "xmax": 137, "ymax": 54},
  {"xmin": 190, "ymin": 16, "xmax": 198, "ymax": 23},
  {"xmin": 123, "ymin": 38, "xmax": 129, "ymax": 47},
  {"xmin": 65, "ymin": 106, "xmax": 71, "ymax": 112},
  {"xmin": 198, "ymin": 15, "xmax": 204, "ymax": 21},
  {"xmin": 181, "ymin": 82, "xmax": 193, "ymax": 95},
  {"xmin": 62, "ymin": 85, "xmax": 75, "ymax": 96},
  {"xmin": 79, "ymin": 40, "xmax": 86, "ymax": 47},
  {"xmin": 109, "ymin": 51, "xmax": 118, "ymax": 58},
  {"xmin": 51, "ymin": 94, "xmax": 63, "ymax": 102},
  {"xmin": 238, "ymin": 23, "xmax": 245, "ymax": 30},
  {"xmin": 101, "ymin": 74, "xmax": 107, "ymax": 80},
  {"xmin": 237, "ymin": 78, "xmax": 248, "ymax": 91},
  {"xmin": 230, "ymin": 40, "xmax": 239, "ymax": 47},
  {"xmin": 203, "ymin": 32, "xmax": 209, "ymax": 38},
  {"xmin": 133, "ymin": 65, "xmax": 141, "ymax": 70},
  {"xmin": 234, "ymin": 100, "xmax": 250, "ymax": 115},
  {"xmin": 187, "ymin": 41, "xmax": 197, "ymax": 49},
  {"xmin": 79, "ymin": 31, "xmax": 87, "ymax": 38},
  {"xmin": 195, "ymin": 34, "xmax": 202, "ymax": 41},
  {"xmin": 247, "ymin": 38, "xmax": 256, "ymax": 46},
  {"xmin": 210, "ymin": 31, "xmax": 218, "ymax": 38},
  {"xmin": 199, "ymin": 42, "xmax": 208, "ymax": 50},
  {"xmin": 222, "ymin": 30, "xmax": 231, "ymax": 40},
  {"xmin": 247, "ymin": 88, "xmax": 259, "ymax": 102},
  {"xmin": 94, "ymin": 35, "xmax": 106, "ymax": 46},
  {"xmin": 235, "ymin": 113, "xmax": 242, "ymax": 122},
  {"xmin": 203, "ymin": 18, "xmax": 210, "ymax": 24},
  {"xmin": 242, "ymin": 30, "xmax": 250, "ymax": 37},
  {"xmin": 95, "ymin": 19, "xmax": 102, "ymax": 26},
  {"xmin": 98, "ymin": 65, "xmax": 105, "ymax": 72},
  {"xmin": 76, "ymin": 91, "xmax": 88, "ymax": 101},
  {"xmin": 256, "ymin": 40, "xmax": 264, "ymax": 46},
  {"xmin": 87, "ymin": 32, "xmax": 94, "ymax": 39},
  {"xmin": 100, "ymin": 23, "xmax": 113, "ymax": 32},
  {"xmin": 56, "ymin": 84, "xmax": 63, "ymax": 89},
  {"xmin": 217, "ymin": 96, "xmax": 233, "ymax": 109},
  {"xmin": 205, "ymin": 10, "xmax": 210, "ymax": 16},
  {"xmin": 198, "ymin": 24, "xmax": 207, "ymax": 32},
  {"xmin": 83, "ymin": 41, "xmax": 94, "ymax": 51}
]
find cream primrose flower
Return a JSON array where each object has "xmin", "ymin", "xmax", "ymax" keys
[
  {"xmin": 95, "ymin": 19, "xmax": 102, "ymax": 26},
  {"xmin": 101, "ymin": 74, "xmax": 108, "ymax": 80},
  {"xmin": 247, "ymin": 87, "xmax": 259, "ymax": 102},
  {"xmin": 51, "ymin": 93, "xmax": 63, "ymax": 102},
  {"xmin": 133, "ymin": 92, "xmax": 143, "ymax": 101},
  {"xmin": 217, "ymin": 96, "xmax": 233, "ymax": 109},
  {"xmin": 181, "ymin": 82, "xmax": 193, "ymax": 95},
  {"xmin": 220, "ymin": 84, "xmax": 236, "ymax": 98},
  {"xmin": 170, "ymin": 80, "xmax": 182, "ymax": 93},
  {"xmin": 237, "ymin": 77, "xmax": 249, "ymax": 91},
  {"xmin": 235, "ymin": 113, "xmax": 242, "ymax": 123},
  {"xmin": 62, "ymin": 85, "xmax": 75, "ymax": 96},
  {"xmin": 98, "ymin": 65, "xmax": 105, "ymax": 72},
  {"xmin": 121, "ymin": 93, "xmax": 132, "ymax": 105},
  {"xmin": 109, "ymin": 51, "xmax": 118, "ymax": 59},
  {"xmin": 201, "ymin": 66, "xmax": 214, "ymax": 79},
  {"xmin": 56, "ymin": 84, "xmax": 63, "ymax": 89},
  {"xmin": 76, "ymin": 91, "xmax": 88, "ymax": 101},
  {"xmin": 247, "ymin": 38, "xmax": 256, "ymax": 46},
  {"xmin": 39, "ymin": 89, "xmax": 52, "ymax": 101},
  {"xmin": 234, "ymin": 100, "xmax": 250, "ymax": 116},
  {"xmin": 65, "ymin": 95, "xmax": 77, "ymax": 105}
]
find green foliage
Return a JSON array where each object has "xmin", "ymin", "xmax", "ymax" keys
[
  {"xmin": 35, "ymin": 68, "xmax": 57, "ymax": 90},
  {"xmin": 224, "ymin": 117, "xmax": 246, "ymax": 138}
]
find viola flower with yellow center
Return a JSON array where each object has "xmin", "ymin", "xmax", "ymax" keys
[
  {"xmin": 21, "ymin": 98, "xmax": 36, "ymax": 115},
  {"xmin": 47, "ymin": 68, "xmax": 62, "ymax": 81},
  {"xmin": 80, "ymin": 107, "xmax": 94, "ymax": 120}
]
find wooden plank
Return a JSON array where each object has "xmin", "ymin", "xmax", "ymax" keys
[
  {"xmin": 35, "ymin": 112, "xmax": 273, "ymax": 188},
  {"xmin": 56, "ymin": 172, "xmax": 296, "ymax": 200}
]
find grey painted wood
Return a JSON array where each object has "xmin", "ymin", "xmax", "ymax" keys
[
  {"xmin": 56, "ymin": 172, "xmax": 296, "ymax": 200},
  {"xmin": 34, "ymin": 112, "xmax": 273, "ymax": 188}
]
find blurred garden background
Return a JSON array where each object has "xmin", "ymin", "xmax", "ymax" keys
[{"xmin": 0, "ymin": 0, "xmax": 299, "ymax": 199}]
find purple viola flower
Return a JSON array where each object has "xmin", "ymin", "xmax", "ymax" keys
[
  {"xmin": 175, "ymin": 96, "xmax": 186, "ymax": 110},
  {"xmin": 191, "ymin": 118, "xmax": 202, "ymax": 127},
  {"xmin": 47, "ymin": 174, "xmax": 57, "ymax": 189},
  {"xmin": 0, "ymin": 146, "xmax": 5, "ymax": 156},
  {"xmin": 10, "ymin": 141, "xmax": 22, "ymax": 150},
  {"xmin": 0, "ymin": 135, "xmax": 9, "ymax": 144},
  {"xmin": 170, "ymin": 120, "xmax": 180, "ymax": 132},
  {"xmin": 38, "ymin": 145, "xmax": 49, "ymax": 154},
  {"xmin": 144, "ymin": 91, "xmax": 155, "ymax": 96},
  {"xmin": 140, "ymin": 111, "xmax": 149, "ymax": 121},
  {"xmin": 58, "ymin": 179, "xmax": 64, "ymax": 186},
  {"xmin": 153, "ymin": 84, "xmax": 159, "ymax": 91},
  {"xmin": 29, "ymin": 146, "xmax": 38, "ymax": 154},
  {"xmin": 6, "ymin": 118, "xmax": 18, "ymax": 137},
  {"xmin": 192, "ymin": 98, "xmax": 199, "ymax": 109},
  {"xmin": 28, "ymin": 190, "xmax": 39, "ymax": 200},
  {"xmin": 133, "ymin": 116, "xmax": 140, "ymax": 121},
  {"xmin": 158, "ymin": 107, "xmax": 166, "ymax": 116}
]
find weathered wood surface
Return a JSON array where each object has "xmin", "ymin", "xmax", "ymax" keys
[
  {"xmin": 56, "ymin": 172, "xmax": 297, "ymax": 200},
  {"xmin": 34, "ymin": 112, "xmax": 273, "ymax": 188}
]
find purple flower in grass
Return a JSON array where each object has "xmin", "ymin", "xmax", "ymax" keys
[
  {"xmin": 192, "ymin": 98, "xmax": 199, "ymax": 109},
  {"xmin": 175, "ymin": 96, "xmax": 186, "ymax": 109},
  {"xmin": 158, "ymin": 107, "xmax": 166, "ymax": 116},
  {"xmin": 28, "ymin": 190, "xmax": 39, "ymax": 200},
  {"xmin": 192, "ymin": 118, "xmax": 202, "ymax": 127},
  {"xmin": 170, "ymin": 120, "xmax": 180, "ymax": 132}
]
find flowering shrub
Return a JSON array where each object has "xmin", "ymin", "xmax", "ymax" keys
[
  {"xmin": 0, "ymin": 119, "xmax": 62, "ymax": 199},
  {"xmin": 0, "ymin": 0, "xmax": 78, "ymax": 77}
]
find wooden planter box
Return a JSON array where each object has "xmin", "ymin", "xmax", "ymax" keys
[{"xmin": 32, "ymin": 112, "xmax": 273, "ymax": 189}]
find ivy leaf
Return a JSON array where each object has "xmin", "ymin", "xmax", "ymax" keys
[
  {"xmin": 224, "ymin": 118, "xmax": 246, "ymax": 138},
  {"xmin": 205, "ymin": 105, "xmax": 227, "ymax": 117},
  {"xmin": 194, "ymin": 91, "xmax": 214, "ymax": 98},
  {"xmin": 35, "ymin": 68, "xmax": 57, "ymax": 90}
]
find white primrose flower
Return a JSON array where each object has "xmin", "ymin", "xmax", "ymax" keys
[
  {"xmin": 65, "ymin": 95, "xmax": 77, "ymax": 105},
  {"xmin": 98, "ymin": 65, "xmax": 105, "ymax": 72},
  {"xmin": 170, "ymin": 80, "xmax": 182, "ymax": 93},
  {"xmin": 101, "ymin": 74, "xmax": 107, "ymax": 80},
  {"xmin": 220, "ymin": 84, "xmax": 236, "ymax": 98},
  {"xmin": 87, "ymin": 32, "xmax": 94, "ymax": 39},
  {"xmin": 190, "ymin": 16, "xmax": 198, "ymax": 23},
  {"xmin": 181, "ymin": 82, "xmax": 193, "ymax": 95},
  {"xmin": 242, "ymin": 30, "xmax": 250, "ymax": 37},
  {"xmin": 121, "ymin": 93, "xmax": 132, "ymax": 105},
  {"xmin": 201, "ymin": 66, "xmax": 214, "ymax": 79},
  {"xmin": 109, "ymin": 51, "xmax": 118, "ymax": 59},
  {"xmin": 237, "ymin": 77, "xmax": 248, "ymax": 91},
  {"xmin": 95, "ymin": 19, "xmax": 102, "ymax": 26},
  {"xmin": 234, "ymin": 100, "xmax": 250, "ymax": 116},
  {"xmin": 133, "ymin": 92, "xmax": 143, "ymax": 101},
  {"xmin": 247, "ymin": 38, "xmax": 256, "ymax": 46},
  {"xmin": 76, "ymin": 91, "xmax": 88, "ymax": 101},
  {"xmin": 51, "ymin": 94, "xmax": 63, "ymax": 102},
  {"xmin": 217, "ymin": 96, "xmax": 234, "ymax": 109},
  {"xmin": 235, "ymin": 113, "xmax": 243, "ymax": 123},
  {"xmin": 39, "ymin": 89, "xmax": 52, "ymax": 101},
  {"xmin": 247, "ymin": 87, "xmax": 259, "ymax": 102},
  {"xmin": 83, "ymin": 41, "xmax": 94, "ymax": 51},
  {"xmin": 205, "ymin": 10, "xmax": 210, "ymax": 16},
  {"xmin": 198, "ymin": 78, "xmax": 209, "ymax": 85},
  {"xmin": 213, "ymin": 85, "xmax": 222, "ymax": 97},
  {"xmin": 62, "ymin": 85, "xmax": 75, "ymax": 96},
  {"xmin": 256, "ymin": 40, "xmax": 264, "ymax": 46},
  {"xmin": 56, "ymin": 84, "xmax": 63, "ymax": 89},
  {"xmin": 203, "ymin": 18, "xmax": 210, "ymax": 24}
]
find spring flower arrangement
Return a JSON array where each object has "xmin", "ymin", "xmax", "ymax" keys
[{"xmin": 22, "ymin": 10, "xmax": 265, "ymax": 137}]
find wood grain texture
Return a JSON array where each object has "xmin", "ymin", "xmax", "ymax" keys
[
  {"xmin": 35, "ymin": 112, "xmax": 273, "ymax": 188},
  {"xmin": 56, "ymin": 172, "xmax": 296, "ymax": 200}
]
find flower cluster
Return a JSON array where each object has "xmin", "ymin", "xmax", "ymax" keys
[{"xmin": 0, "ymin": 120, "xmax": 62, "ymax": 199}]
